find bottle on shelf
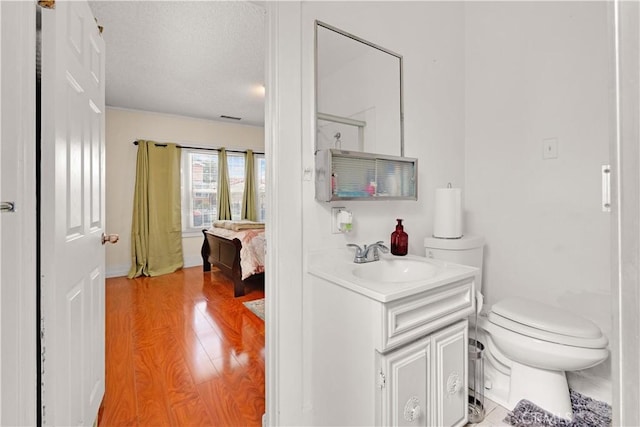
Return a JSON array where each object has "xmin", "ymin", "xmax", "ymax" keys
[{"xmin": 331, "ymin": 172, "xmax": 338, "ymax": 195}]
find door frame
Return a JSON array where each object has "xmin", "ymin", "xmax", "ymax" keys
[
  {"xmin": 264, "ymin": 2, "xmax": 305, "ymax": 425},
  {"xmin": 0, "ymin": 1, "xmax": 37, "ymax": 426},
  {"xmin": 611, "ymin": 1, "xmax": 640, "ymax": 425}
]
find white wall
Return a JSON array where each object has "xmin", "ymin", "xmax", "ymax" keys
[
  {"xmin": 105, "ymin": 107, "xmax": 264, "ymax": 277},
  {"xmin": 299, "ymin": 2, "xmax": 466, "ymax": 421},
  {"xmin": 464, "ymin": 2, "xmax": 612, "ymax": 391},
  {"xmin": 302, "ymin": 1, "xmax": 466, "ymax": 255}
]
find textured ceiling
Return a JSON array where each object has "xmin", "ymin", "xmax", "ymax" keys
[{"xmin": 89, "ymin": 1, "xmax": 266, "ymax": 127}]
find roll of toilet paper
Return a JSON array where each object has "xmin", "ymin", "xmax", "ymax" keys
[{"xmin": 433, "ymin": 187, "xmax": 463, "ymax": 238}]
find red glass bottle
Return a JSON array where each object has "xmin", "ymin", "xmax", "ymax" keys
[{"xmin": 391, "ymin": 219, "xmax": 408, "ymax": 256}]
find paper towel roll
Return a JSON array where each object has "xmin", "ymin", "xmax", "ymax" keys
[{"xmin": 433, "ymin": 187, "xmax": 462, "ymax": 238}]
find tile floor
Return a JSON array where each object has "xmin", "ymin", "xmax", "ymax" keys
[{"xmin": 467, "ymin": 398, "xmax": 512, "ymax": 427}]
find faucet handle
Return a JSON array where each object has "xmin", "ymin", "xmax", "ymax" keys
[
  {"xmin": 346, "ymin": 243, "xmax": 363, "ymax": 255},
  {"xmin": 376, "ymin": 242, "xmax": 389, "ymax": 253},
  {"xmin": 367, "ymin": 241, "xmax": 389, "ymax": 261},
  {"xmin": 369, "ymin": 241, "xmax": 389, "ymax": 253}
]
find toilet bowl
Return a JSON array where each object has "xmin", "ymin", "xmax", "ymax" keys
[
  {"xmin": 478, "ymin": 297, "xmax": 609, "ymax": 419},
  {"xmin": 424, "ymin": 236, "xmax": 610, "ymax": 420}
]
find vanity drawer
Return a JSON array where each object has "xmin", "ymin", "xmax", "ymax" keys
[{"xmin": 380, "ymin": 278, "xmax": 474, "ymax": 351}]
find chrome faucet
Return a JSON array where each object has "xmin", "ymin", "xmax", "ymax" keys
[{"xmin": 347, "ymin": 241, "xmax": 389, "ymax": 263}]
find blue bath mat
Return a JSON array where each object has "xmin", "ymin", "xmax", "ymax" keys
[{"xmin": 504, "ymin": 389, "xmax": 611, "ymax": 427}]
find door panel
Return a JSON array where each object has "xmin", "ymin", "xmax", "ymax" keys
[
  {"xmin": 379, "ymin": 336, "xmax": 431, "ymax": 427},
  {"xmin": 65, "ymin": 72, "xmax": 85, "ymax": 235},
  {"xmin": 40, "ymin": 1, "xmax": 106, "ymax": 425},
  {"xmin": 66, "ymin": 281, "xmax": 84, "ymax": 420},
  {"xmin": 432, "ymin": 321, "xmax": 468, "ymax": 427},
  {"xmin": 89, "ymin": 99, "xmax": 102, "ymax": 228}
]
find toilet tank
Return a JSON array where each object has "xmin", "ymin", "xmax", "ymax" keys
[{"xmin": 424, "ymin": 235, "xmax": 485, "ymax": 289}]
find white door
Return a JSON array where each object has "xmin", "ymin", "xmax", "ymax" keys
[{"xmin": 40, "ymin": 1, "xmax": 106, "ymax": 425}]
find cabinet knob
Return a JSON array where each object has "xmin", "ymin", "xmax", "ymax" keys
[
  {"xmin": 446, "ymin": 371, "xmax": 462, "ymax": 394},
  {"xmin": 403, "ymin": 396, "xmax": 421, "ymax": 422}
]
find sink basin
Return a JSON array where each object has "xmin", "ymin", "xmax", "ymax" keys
[
  {"xmin": 308, "ymin": 248, "xmax": 477, "ymax": 302},
  {"xmin": 352, "ymin": 258, "xmax": 441, "ymax": 283}
]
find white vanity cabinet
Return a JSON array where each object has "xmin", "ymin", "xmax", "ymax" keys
[
  {"xmin": 377, "ymin": 320, "xmax": 468, "ymax": 427},
  {"xmin": 308, "ymin": 251, "xmax": 476, "ymax": 427}
]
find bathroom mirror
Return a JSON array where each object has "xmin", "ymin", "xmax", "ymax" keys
[{"xmin": 315, "ymin": 21, "xmax": 404, "ymax": 156}]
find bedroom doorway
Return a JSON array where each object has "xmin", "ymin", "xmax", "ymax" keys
[{"xmin": 88, "ymin": 0, "xmax": 271, "ymax": 424}]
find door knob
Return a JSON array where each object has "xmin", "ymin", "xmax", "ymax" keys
[
  {"xmin": 0, "ymin": 202, "xmax": 15, "ymax": 212},
  {"xmin": 101, "ymin": 233, "xmax": 119, "ymax": 245}
]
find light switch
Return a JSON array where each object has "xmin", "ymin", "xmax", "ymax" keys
[
  {"xmin": 543, "ymin": 138, "xmax": 558, "ymax": 160},
  {"xmin": 303, "ymin": 167, "xmax": 312, "ymax": 181}
]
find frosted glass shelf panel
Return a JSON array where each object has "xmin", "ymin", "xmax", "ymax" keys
[{"xmin": 315, "ymin": 149, "xmax": 418, "ymax": 202}]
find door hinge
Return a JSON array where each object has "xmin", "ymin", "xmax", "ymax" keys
[
  {"xmin": 38, "ymin": 0, "xmax": 55, "ymax": 9},
  {"xmin": 94, "ymin": 18, "xmax": 104, "ymax": 35},
  {"xmin": 377, "ymin": 370, "xmax": 386, "ymax": 389}
]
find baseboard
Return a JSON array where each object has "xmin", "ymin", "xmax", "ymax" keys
[
  {"xmin": 106, "ymin": 264, "xmax": 129, "ymax": 278},
  {"xmin": 106, "ymin": 255, "xmax": 203, "ymax": 279},
  {"xmin": 567, "ymin": 370, "xmax": 612, "ymax": 405},
  {"xmin": 183, "ymin": 254, "xmax": 202, "ymax": 269}
]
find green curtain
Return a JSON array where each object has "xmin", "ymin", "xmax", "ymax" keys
[
  {"xmin": 217, "ymin": 147, "xmax": 232, "ymax": 220},
  {"xmin": 128, "ymin": 140, "xmax": 184, "ymax": 278},
  {"xmin": 241, "ymin": 150, "xmax": 257, "ymax": 221}
]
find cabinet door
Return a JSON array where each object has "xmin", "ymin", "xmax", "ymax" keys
[
  {"xmin": 432, "ymin": 321, "xmax": 468, "ymax": 427},
  {"xmin": 378, "ymin": 336, "xmax": 431, "ymax": 426}
]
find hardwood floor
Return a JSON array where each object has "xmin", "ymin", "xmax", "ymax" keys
[{"xmin": 98, "ymin": 266, "xmax": 265, "ymax": 427}]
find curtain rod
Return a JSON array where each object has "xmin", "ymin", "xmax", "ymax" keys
[{"xmin": 132, "ymin": 140, "xmax": 264, "ymax": 155}]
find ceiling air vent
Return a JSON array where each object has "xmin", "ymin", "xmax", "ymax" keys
[{"xmin": 220, "ymin": 115, "xmax": 241, "ymax": 120}]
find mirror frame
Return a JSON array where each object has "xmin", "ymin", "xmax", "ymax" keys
[{"xmin": 314, "ymin": 20, "xmax": 405, "ymax": 156}]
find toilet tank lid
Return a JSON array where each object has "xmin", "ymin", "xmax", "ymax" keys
[
  {"xmin": 491, "ymin": 297, "xmax": 603, "ymax": 339},
  {"xmin": 424, "ymin": 235, "xmax": 485, "ymax": 250}
]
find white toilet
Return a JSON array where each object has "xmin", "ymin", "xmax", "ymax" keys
[{"xmin": 424, "ymin": 236, "xmax": 609, "ymax": 420}]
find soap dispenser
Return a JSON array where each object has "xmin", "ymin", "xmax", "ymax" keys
[{"xmin": 391, "ymin": 219, "xmax": 408, "ymax": 256}]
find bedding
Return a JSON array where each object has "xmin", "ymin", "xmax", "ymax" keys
[
  {"xmin": 212, "ymin": 220, "xmax": 265, "ymax": 232},
  {"xmin": 201, "ymin": 224, "xmax": 265, "ymax": 297},
  {"xmin": 207, "ymin": 226, "xmax": 265, "ymax": 280}
]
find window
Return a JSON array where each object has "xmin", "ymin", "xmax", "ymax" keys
[
  {"xmin": 255, "ymin": 154, "xmax": 266, "ymax": 221},
  {"xmin": 182, "ymin": 149, "xmax": 266, "ymax": 233},
  {"xmin": 227, "ymin": 153, "xmax": 246, "ymax": 220},
  {"xmin": 182, "ymin": 150, "xmax": 218, "ymax": 232}
]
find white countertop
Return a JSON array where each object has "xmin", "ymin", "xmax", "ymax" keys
[{"xmin": 307, "ymin": 248, "xmax": 477, "ymax": 303}]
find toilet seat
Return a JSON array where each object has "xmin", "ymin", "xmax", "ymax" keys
[{"xmin": 488, "ymin": 297, "xmax": 608, "ymax": 349}]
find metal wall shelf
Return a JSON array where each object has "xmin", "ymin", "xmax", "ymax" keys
[{"xmin": 315, "ymin": 149, "xmax": 418, "ymax": 202}]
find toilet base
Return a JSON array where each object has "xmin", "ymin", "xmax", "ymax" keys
[{"xmin": 509, "ymin": 361, "xmax": 573, "ymax": 420}]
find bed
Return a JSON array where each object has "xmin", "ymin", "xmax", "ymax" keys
[{"xmin": 201, "ymin": 221, "xmax": 265, "ymax": 297}]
